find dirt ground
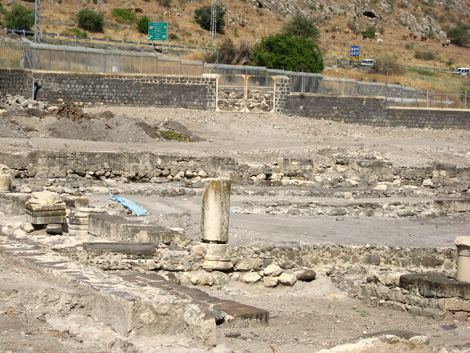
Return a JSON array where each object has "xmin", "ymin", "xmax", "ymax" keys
[{"xmin": 1, "ymin": 105, "xmax": 470, "ymax": 352}]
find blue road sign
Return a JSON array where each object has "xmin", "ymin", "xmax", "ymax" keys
[{"xmin": 350, "ymin": 46, "xmax": 360, "ymax": 57}]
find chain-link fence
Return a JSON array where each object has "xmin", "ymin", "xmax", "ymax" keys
[
  {"xmin": 2, "ymin": 40, "xmax": 468, "ymax": 109},
  {"xmin": 0, "ymin": 41, "xmax": 24, "ymax": 68}
]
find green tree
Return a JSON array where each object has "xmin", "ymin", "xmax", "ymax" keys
[
  {"xmin": 194, "ymin": 4, "xmax": 225, "ymax": 34},
  {"xmin": 251, "ymin": 33, "xmax": 324, "ymax": 73},
  {"xmin": 282, "ymin": 14, "xmax": 319, "ymax": 40},
  {"xmin": 137, "ymin": 15, "xmax": 150, "ymax": 34},
  {"xmin": 447, "ymin": 24, "xmax": 470, "ymax": 47},
  {"xmin": 77, "ymin": 9, "xmax": 104, "ymax": 33},
  {"xmin": 4, "ymin": 4, "xmax": 34, "ymax": 30}
]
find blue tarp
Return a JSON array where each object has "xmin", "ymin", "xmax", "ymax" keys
[{"xmin": 109, "ymin": 195, "xmax": 149, "ymax": 216}]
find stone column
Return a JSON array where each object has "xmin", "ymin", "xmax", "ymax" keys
[
  {"xmin": 455, "ymin": 236, "xmax": 470, "ymax": 282},
  {"xmin": 200, "ymin": 179, "xmax": 232, "ymax": 270}
]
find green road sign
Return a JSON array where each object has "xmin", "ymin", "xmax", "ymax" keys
[{"xmin": 148, "ymin": 22, "xmax": 168, "ymax": 41}]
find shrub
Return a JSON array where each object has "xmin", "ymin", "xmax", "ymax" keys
[
  {"xmin": 111, "ymin": 8, "xmax": 136, "ymax": 24},
  {"xmin": 362, "ymin": 30, "xmax": 375, "ymax": 38},
  {"xmin": 447, "ymin": 24, "xmax": 470, "ymax": 47},
  {"xmin": 61, "ymin": 27, "xmax": 88, "ymax": 38},
  {"xmin": 282, "ymin": 14, "xmax": 319, "ymax": 40},
  {"xmin": 157, "ymin": 0, "xmax": 172, "ymax": 8},
  {"xmin": 414, "ymin": 50, "xmax": 437, "ymax": 61},
  {"xmin": 4, "ymin": 4, "xmax": 34, "ymax": 30},
  {"xmin": 347, "ymin": 20, "xmax": 359, "ymax": 32},
  {"xmin": 369, "ymin": 56, "xmax": 403, "ymax": 75},
  {"xmin": 137, "ymin": 16, "xmax": 150, "ymax": 34},
  {"xmin": 169, "ymin": 33, "xmax": 179, "ymax": 40},
  {"xmin": 205, "ymin": 38, "xmax": 253, "ymax": 65},
  {"xmin": 78, "ymin": 9, "xmax": 104, "ymax": 32},
  {"xmin": 194, "ymin": 4, "xmax": 225, "ymax": 34},
  {"xmin": 251, "ymin": 33, "xmax": 324, "ymax": 73}
]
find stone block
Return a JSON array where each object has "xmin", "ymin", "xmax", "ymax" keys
[
  {"xmin": 278, "ymin": 273, "xmax": 297, "ymax": 286},
  {"xmin": 263, "ymin": 276, "xmax": 279, "ymax": 287},
  {"xmin": 242, "ymin": 272, "xmax": 261, "ymax": 284}
]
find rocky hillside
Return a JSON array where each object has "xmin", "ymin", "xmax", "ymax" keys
[{"xmin": 2, "ymin": 0, "xmax": 470, "ymax": 79}]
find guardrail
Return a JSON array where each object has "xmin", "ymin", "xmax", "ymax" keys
[
  {"xmin": 1, "ymin": 28, "xmax": 217, "ymax": 54},
  {"xmin": 323, "ymin": 58, "xmax": 453, "ymax": 74}
]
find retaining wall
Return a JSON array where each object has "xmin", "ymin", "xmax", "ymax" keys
[
  {"xmin": 283, "ymin": 94, "xmax": 470, "ymax": 129},
  {"xmin": 0, "ymin": 68, "xmax": 32, "ymax": 97},
  {"xmin": 1, "ymin": 68, "xmax": 470, "ymax": 129}
]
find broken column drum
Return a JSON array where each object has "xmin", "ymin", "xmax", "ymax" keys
[
  {"xmin": 200, "ymin": 179, "xmax": 233, "ymax": 270},
  {"xmin": 455, "ymin": 236, "xmax": 470, "ymax": 282}
]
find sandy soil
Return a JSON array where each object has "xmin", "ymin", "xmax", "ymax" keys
[{"xmin": 1, "ymin": 105, "xmax": 470, "ymax": 352}]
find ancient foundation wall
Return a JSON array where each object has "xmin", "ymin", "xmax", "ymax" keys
[
  {"xmin": 1, "ymin": 150, "xmax": 469, "ymax": 188},
  {"xmin": 283, "ymin": 94, "xmax": 470, "ymax": 129}
]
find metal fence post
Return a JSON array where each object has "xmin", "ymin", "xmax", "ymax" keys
[
  {"xmin": 427, "ymin": 90, "xmax": 429, "ymax": 107},
  {"xmin": 465, "ymin": 91, "xmax": 467, "ymax": 110}
]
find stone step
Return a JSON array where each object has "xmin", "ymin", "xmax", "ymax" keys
[
  {"xmin": 88, "ymin": 213, "xmax": 188, "ymax": 247},
  {"xmin": 0, "ymin": 234, "xmax": 269, "ymax": 345}
]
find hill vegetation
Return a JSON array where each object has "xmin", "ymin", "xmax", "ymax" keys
[{"xmin": 0, "ymin": 0, "xmax": 470, "ymax": 93}]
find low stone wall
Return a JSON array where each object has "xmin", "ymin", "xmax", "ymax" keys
[
  {"xmin": 283, "ymin": 94, "xmax": 470, "ymax": 129},
  {"xmin": 333, "ymin": 269, "xmax": 470, "ymax": 322},
  {"xmin": 1, "ymin": 151, "xmax": 469, "ymax": 187}
]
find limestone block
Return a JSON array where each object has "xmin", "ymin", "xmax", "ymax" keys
[
  {"xmin": 263, "ymin": 276, "xmax": 279, "ymax": 287},
  {"xmin": 25, "ymin": 208, "xmax": 66, "ymax": 225},
  {"xmin": 25, "ymin": 191, "xmax": 66, "ymax": 212},
  {"xmin": 242, "ymin": 272, "xmax": 261, "ymax": 284},
  {"xmin": 278, "ymin": 273, "xmax": 297, "ymax": 286},
  {"xmin": 212, "ymin": 271, "xmax": 230, "ymax": 285},
  {"xmin": 444, "ymin": 298, "xmax": 470, "ymax": 312},
  {"xmin": 263, "ymin": 263, "xmax": 283, "ymax": 277},
  {"xmin": 200, "ymin": 179, "xmax": 231, "ymax": 243}
]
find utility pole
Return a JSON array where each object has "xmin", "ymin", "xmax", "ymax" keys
[
  {"xmin": 34, "ymin": 0, "xmax": 41, "ymax": 43},
  {"xmin": 210, "ymin": 0, "xmax": 217, "ymax": 41}
]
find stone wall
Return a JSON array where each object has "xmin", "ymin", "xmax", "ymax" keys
[
  {"xmin": 283, "ymin": 94, "xmax": 470, "ymax": 129},
  {"xmin": 1, "ymin": 150, "xmax": 468, "ymax": 187},
  {"xmin": 0, "ymin": 68, "xmax": 32, "ymax": 97},
  {"xmin": 30, "ymin": 71, "xmax": 217, "ymax": 109},
  {"xmin": 2, "ymin": 68, "xmax": 470, "ymax": 129}
]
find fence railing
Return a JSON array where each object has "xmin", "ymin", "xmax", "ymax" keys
[
  {"xmin": 0, "ymin": 40, "xmax": 468, "ymax": 109},
  {"xmin": 1, "ymin": 28, "xmax": 217, "ymax": 56}
]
